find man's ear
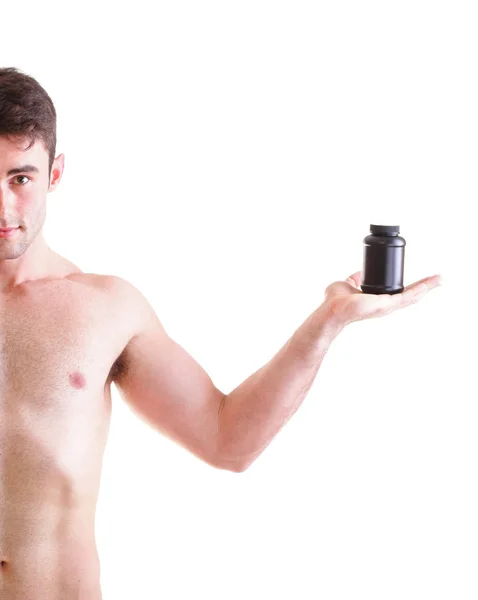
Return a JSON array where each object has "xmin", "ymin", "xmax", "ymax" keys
[{"xmin": 48, "ymin": 153, "xmax": 65, "ymax": 192}]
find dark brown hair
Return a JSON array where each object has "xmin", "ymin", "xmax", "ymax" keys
[{"xmin": 0, "ymin": 67, "xmax": 57, "ymax": 176}]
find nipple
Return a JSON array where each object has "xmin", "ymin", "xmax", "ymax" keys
[{"xmin": 69, "ymin": 371, "xmax": 86, "ymax": 389}]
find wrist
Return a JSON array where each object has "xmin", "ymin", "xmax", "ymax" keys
[
  {"xmin": 289, "ymin": 299, "xmax": 347, "ymax": 361},
  {"xmin": 321, "ymin": 297, "xmax": 351, "ymax": 330}
]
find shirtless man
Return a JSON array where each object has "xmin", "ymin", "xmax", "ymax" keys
[{"xmin": 0, "ymin": 66, "xmax": 441, "ymax": 599}]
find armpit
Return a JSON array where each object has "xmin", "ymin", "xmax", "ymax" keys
[{"xmin": 108, "ymin": 349, "xmax": 129, "ymax": 382}]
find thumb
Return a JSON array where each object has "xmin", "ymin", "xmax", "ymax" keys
[{"xmin": 345, "ymin": 271, "xmax": 363, "ymax": 289}]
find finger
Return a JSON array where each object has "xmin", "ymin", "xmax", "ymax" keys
[
  {"xmin": 367, "ymin": 274, "xmax": 441, "ymax": 314},
  {"xmin": 345, "ymin": 271, "xmax": 362, "ymax": 288},
  {"xmin": 393, "ymin": 274, "xmax": 442, "ymax": 309},
  {"xmin": 404, "ymin": 274, "xmax": 442, "ymax": 292}
]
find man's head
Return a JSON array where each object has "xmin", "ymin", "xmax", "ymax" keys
[{"xmin": 0, "ymin": 67, "xmax": 64, "ymax": 262}]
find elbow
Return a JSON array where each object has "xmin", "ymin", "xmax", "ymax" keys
[
  {"xmin": 229, "ymin": 462, "xmax": 249, "ymax": 473},
  {"xmin": 219, "ymin": 452, "xmax": 257, "ymax": 473},
  {"xmin": 213, "ymin": 452, "xmax": 250, "ymax": 473},
  {"xmin": 215, "ymin": 457, "xmax": 249, "ymax": 473}
]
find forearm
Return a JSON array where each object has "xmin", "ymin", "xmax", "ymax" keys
[{"xmin": 216, "ymin": 299, "xmax": 346, "ymax": 471}]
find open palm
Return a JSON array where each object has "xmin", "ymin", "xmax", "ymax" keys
[{"xmin": 325, "ymin": 271, "xmax": 443, "ymax": 324}]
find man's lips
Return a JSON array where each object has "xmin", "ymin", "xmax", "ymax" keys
[{"xmin": 0, "ymin": 227, "xmax": 20, "ymax": 237}]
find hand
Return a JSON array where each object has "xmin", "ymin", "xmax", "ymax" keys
[{"xmin": 324, "ymin": 271, "xmax": 443, "ymax": 324}]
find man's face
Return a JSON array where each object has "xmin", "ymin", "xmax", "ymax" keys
[{"xmin": 0, "ymin": 136, "xmax": 63, "ymax": 261}]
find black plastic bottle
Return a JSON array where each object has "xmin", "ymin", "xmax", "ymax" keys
[{"xmin": 361, "ymin": 225, "xmax": 406, "ymax": 295}]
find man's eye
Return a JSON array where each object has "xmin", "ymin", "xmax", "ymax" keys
[{"xmin": 13, "ymin": 175, "xmax": 30, "ymax": 185}]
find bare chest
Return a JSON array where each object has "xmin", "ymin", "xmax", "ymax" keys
[
  {"xmin": 0, "ymin": 276, "xmax": 129, "ymax": 510},
  {"xmin": 0, "ymin": 276, "xmax": 125, "ymax": 403},
  {"xmin": 0, "ymin": 275, "xmax": 134, "ymax": 589}
]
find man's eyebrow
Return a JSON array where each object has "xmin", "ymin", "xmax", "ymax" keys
[{"xmin": 6, "ymin": 164, "xmax": 40, "ymax": 176}]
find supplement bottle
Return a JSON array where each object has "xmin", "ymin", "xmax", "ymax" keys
[{"xmin": 361, "ymin": 224, "xmax": 405, "ymax": 295}]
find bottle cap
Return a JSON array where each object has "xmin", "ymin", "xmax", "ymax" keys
[{"xmin": 370, "ymin": 224, "xmax": 400, "ymax": 234}]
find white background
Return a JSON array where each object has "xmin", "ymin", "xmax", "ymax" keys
[{"xmin": 1, "ymin": 1, "xmax": 477, "ymax": 598}]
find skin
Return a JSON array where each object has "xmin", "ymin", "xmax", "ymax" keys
[
  {"xmin": 0, "ymin": 136, "xmax": 66, "ymax": 285},
  {"xmin": 325, "ymin": 270, "xmax": 442, "ymax": 324},
  {"xmin": 0, "ymin": 134, "xmax": 442, "ymax": 597}
]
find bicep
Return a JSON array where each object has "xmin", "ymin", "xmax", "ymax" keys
[{"xmin": 110, "ymin": 277, "xmax": 226, "ymax": 468}]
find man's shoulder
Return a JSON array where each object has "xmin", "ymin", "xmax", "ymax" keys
[
  {"xmin": 66, "ymin": 272, "xmax": 138, "ymax": 299},
  {"xmin": 95, "ymin": 274, "xmax": 166, "ymax": 383},
  {"xmin": 65, "ymin": 272, "xmax": 153, "ymax": 334},
  {"xmin": 96, "ymin": 274, "xmax": 147, "ymax": 306},
  {"xmin": 93, "ymin": 274, "xmax": 163, "ymax": 338}
]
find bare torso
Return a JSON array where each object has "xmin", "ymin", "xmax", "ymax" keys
[{"xmin": 0, "ymin": 264, "xmax": 133, "ymax": 599}]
